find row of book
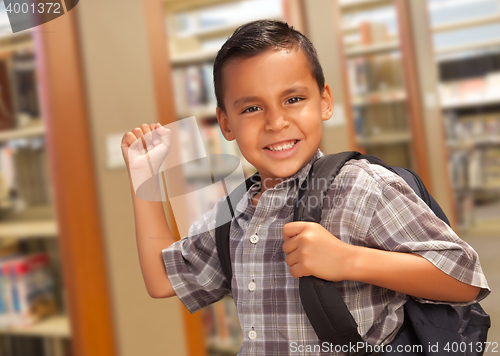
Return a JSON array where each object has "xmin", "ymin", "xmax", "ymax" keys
[
  {"xmin": 438, "ymin": 51, "xmax": 500, "ymax": 82},
  {"xmin": 452, "ymin": 184, "xmax": 475, "ymax": 231},
  {"xmin": 0, "ymin": 52, "xmax": 40, "ymax": 130},
  {"xmin": 439, "ymin": 71, "xmax": 500, "ymax": 107},
  {"xmin": 0, "ymin": 336, "xmax": 71, "ymax": 356},
  {"xmin": 347, "ymin": 54, "xmax": 404, "ymax": 95},
  {"xmin": 444, "ymin": 111, "xmax": 500, "ymax": 142},
  {"xmin": 170, "ymin": 0, "xmax": 282, "ymax": 38},
  {"xmin": 363, "ymin": 143, "xmax": 413, "ymax": 171},
  {"xmin": 346, "ymin": 21, "xmax": 403, "ymax": 95},
  {"xmin": 0, "ymin": 138, "xmax": 52, "ymax": 212},
  {"xmin": 171, "ymin": 63, "xmax": 217, "ymax": 119},
  {"xmin": 482, "ymin": 147, "xmax": 500, "ymax": 189},
  {"xmin": 449, "ymin": 148, "xmax": 500, "ymax": 191},
  {"xmin": 352, "ymin": 101, "xmax": 410, "ymax": 138},
  {"xmin": 200, "ymin": 121, "xmax": 246, "ymax": 161},
  {"xmin": 173, "ymin": 118, "xmax": 252, "ymax": 176},
  {"xmin": 445, "ymin": 108, "xmax": 500, "ymax": 230},
  {"xmin": 0, "ymin": 243, "xmax": 58, "ymax": 330},
  {"xmin": 345, "ymin": 22, "xmax": 414, "ymax": 172},
  {"xmin": 203, "ymin": 296, "xmax": 242, "ymax": 355}
]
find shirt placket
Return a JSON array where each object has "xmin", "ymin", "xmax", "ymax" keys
[{"xmin": 242, "ymin": 189, "xmax": 268, "ymax": 353}]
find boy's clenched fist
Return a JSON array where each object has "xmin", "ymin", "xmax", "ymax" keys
[
  {"xmin": 282, "ymin": 221, "xmax": 358, "ymax": 282},
  {"xmin": 121, "ymin": 123, "xmax": 172, "ymax": 194}
]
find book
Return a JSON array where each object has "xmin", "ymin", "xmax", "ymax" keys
[
  {"xmin": 172, "ymin": 62, "xmax": 217, "ymax": 119},
  {"xmin": 11, "ymin": 53, "xmax": 40, "ymax": 126},
  {"xmin": 172, "ymin": 67, "xmax": 189, "ymax": 118},
  {"xmin": 1, "ymin": 252, "xmax": 58, "ymax": 329},
  {"xmin": 201, "ymin": 62, "xmax": 217, "ymax": 108},
  {"xmin": 0, "ymin": 59, "xmax": 16, "ymax": 131},
  {"xmin": 185, "ymin": 65, "xmax": 206, "ymax": 108}
]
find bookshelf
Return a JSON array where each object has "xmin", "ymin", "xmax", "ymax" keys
[
  {"xmin": 0, "ymin": 20, "xmax": 74, "ymax": 355},
  {"xmin": 334, "ymin": 0, "xmax": 423, "ymax": 170},
  {"xmin": 157, "ymin": 0, "xmax": 305, "ymax": 355},
  {"xmin": 426, "ymin": 0, "xmax": 500, "ymax": 232},
  {"xmin": 0, "ymin": 314, "xmax": 70, "ymax": 338},
  {"xmin": 325, "ymin": 0, "xmax": 456, "ymax": 227},
  {"xmin": 10, "ymin": 6, "xmax": 117, "ymax": 356}
]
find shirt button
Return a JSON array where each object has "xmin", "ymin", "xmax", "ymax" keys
[
  {"xmin": 250, "ymin": 233, "xmax": 259, "ymax": 244},
  {"xmin": 248, "ymin": 281, "xmax": 256, "ymax": 291},
  {"xmin": 248, "ymin": 330, "xmax": 257, "ymax": 340}
]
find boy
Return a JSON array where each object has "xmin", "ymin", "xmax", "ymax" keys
[{"xmin": 121, "ymin": 20, "xmax": 489, "ymax": 355}]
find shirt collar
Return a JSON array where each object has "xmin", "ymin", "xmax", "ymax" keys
[
  {"xmin": 235, "ymin": 149, "xmax": 325, "ymax": 215},
  {"xmin": 278, "ymin": 148, "xmax": 325, "ymax": 189}
]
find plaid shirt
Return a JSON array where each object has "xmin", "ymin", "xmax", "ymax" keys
[{"xmin": 163, "ymin": 149, "xmax": 490, "ymax": 355}]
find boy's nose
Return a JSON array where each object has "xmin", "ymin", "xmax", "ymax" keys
[{"xmin": 264, "ymin": 107, "xmax": 290, "ymax": 131}]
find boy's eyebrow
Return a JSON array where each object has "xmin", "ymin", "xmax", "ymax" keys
[{"xmin": 232, "ymin": 86, "xmax": 309, "ymax": 107}]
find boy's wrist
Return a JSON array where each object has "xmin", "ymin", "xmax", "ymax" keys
[{"xmin": 342, "ymin": 244, "xmax": 365, "ymax": 282}]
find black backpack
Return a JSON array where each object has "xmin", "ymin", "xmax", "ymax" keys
[{"xmin": 215, "ymin": 151, "xmax": 490, "ymax": 356}]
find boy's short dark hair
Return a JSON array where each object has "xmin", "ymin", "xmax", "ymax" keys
[{"xmin": 213, "ymin": 19, "xmax": 325, "ymax": 113}]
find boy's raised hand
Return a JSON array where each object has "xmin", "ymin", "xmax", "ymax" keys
[
  {"xmin": 121, "ymin": 123, "xmax": 172, "ymax": 193},
  {"xmin": 282, "ymin": 222, "xmax": 358, "ymax": 282}
]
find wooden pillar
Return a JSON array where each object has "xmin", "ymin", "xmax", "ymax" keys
[
  {"xmin": 395, "ymin": 0, "xmax": 457, "ymax": 228},
  {"xmin": 34, "ymin": 9, "xmax": 118, "ymax": 356}
]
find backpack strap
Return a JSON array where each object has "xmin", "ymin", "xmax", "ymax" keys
[
  {"xmin": 295, "ymin": 152, "xmax": 380, "ymax": 356},
  {"xmin": 296, "ymin": 151, "xmax": 453, "ymax": 355},
  {"xmin": 215, "ymin": 173, "xmax": 260, "ymax": 290}
]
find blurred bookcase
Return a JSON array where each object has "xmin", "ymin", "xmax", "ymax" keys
[
  {"xmin": 336, "ymin": 0, "xmax": 419, "ymax": 169},
  {"xmin": 426, "ymin": 0, "xmax": 500, "ymax": 233},
  {"xmin": 328, "ymin": 0, "xmax": 456, "ymax": 227},
  {"xmin": 0, "ymin": 24, "xmax": 71, "ymax": 356},
  {"xmin": 0, "ymin": 5, "xmax": 117, "ymax": 356},
  {"xmin": 159, "ymin": 0, "xmax": 305, "ymax": 355}
]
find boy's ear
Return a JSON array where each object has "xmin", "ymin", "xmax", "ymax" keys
[
  {"xmin": 321, "ymin": 83, "xmax": 334, "ymax": 121},
  {"xmin": 216, "ymin": 107, "xmax": 236, "ymax": 141}
]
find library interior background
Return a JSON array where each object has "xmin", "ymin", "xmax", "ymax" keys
[{"xmin": 1, "ymin": 0, "xmax": 500, "ymax": 355}]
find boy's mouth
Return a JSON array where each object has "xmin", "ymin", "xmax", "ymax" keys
[{"xmin": 265, "ymin": 140, "xmax": 298, "ymax": 152}]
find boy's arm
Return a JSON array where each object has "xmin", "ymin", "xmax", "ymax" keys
[
  {"xmin": 349, "ymin": 244, "xmax": 481, "ymax": 302},
  {"xmin": 283, "ymin": 222, "xmax": 480, "ymax": 302},
  {"xmin": 283, "ymin": 166, "xmax": 489, "ymax": 304},
  {"xmin": 128, "ymin": 178, "xmax": 176, "ymax": 299},
  {"xmin": 122, "ymin": 123, "xmax": 176, "ymax": 299}
]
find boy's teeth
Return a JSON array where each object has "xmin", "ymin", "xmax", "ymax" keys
[{"xmin": 267, "ymin": 140, "xmax": 297, "ymax": 151}]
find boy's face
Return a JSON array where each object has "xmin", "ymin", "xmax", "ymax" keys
[{"xmin": 216, "ymin": 48, "xmax": 333, "ymax": 190}]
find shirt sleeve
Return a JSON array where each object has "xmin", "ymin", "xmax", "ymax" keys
[
  {"xmin": 162, "ymin": 197, "xmax": 231, "ymax": 313},
  {"xmin": 364, "ymin": 167, "xmax": 490, "ymax": 306}
]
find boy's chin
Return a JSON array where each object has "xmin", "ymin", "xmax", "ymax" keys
[{"xmin": 261, "ymin": 165, "xmax": 301, "ymax": 181}]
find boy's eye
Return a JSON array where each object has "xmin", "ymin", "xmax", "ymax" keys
[
  {"xmin": 286, "ymin": 97, "xmax": 304, "ymax": 104},
  {"xmin": 242, "ymin": 106, "xmax": 261, "ymax": 114}
]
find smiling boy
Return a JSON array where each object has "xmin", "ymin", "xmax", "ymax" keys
[{"xmin": 121, "ymin": 20, "xmax": 489, "ymax": 355}]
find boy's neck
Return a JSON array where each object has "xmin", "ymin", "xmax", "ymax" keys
[{"xmin": 250, "ymin": 177, "xmax": 280, "ymax": 207}]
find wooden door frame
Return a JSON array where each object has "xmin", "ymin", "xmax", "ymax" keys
[{"xmin": 34, "ymin": 9, "xmax": 117, "ymax": 356}]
